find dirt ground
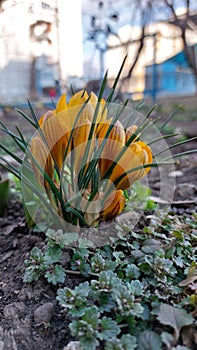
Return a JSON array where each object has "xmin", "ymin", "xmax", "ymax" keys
[{"xmin": 0, "ymin": 105, "xmax": 196, "ymax": 350}]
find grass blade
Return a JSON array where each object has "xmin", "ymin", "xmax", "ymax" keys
[
  {"xmin": 159, "ymin": 105, "xmax": 181, "ymax": 132},
  {"xmin": 27, "ymin": 98, "xmax": 40, "ymax": 128},
  {"xmin": 159, "ymin": 149, "xmax": 197, "ymax": 163},
  {"xmin": 0, "ymin": 155, "xmax": 21, "ymax": 178},
  {"xmin": 15, "ymin": 108, "xmax": 38, "ymax": 128},
  {"xmin": 154, "ymin": 137, "xmax": 197, "ymax": 157},
  {"xmin": 0, "ymin": 144, "xmax": 23, "ymax": 165},
  {"xmin": 148, "ymin": 133, "xmax": 179, "ymax": 146}
]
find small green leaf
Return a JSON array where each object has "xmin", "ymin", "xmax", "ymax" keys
[
  {"xmin": 161, "ymin": 331, "xmax": 174, "ymax": 348},
  {"xmin": 125, "ymin": 264, "xmax": 140, "ymax": 279},
  {"xmin": 56, "ymin": 282, "xmax": 89, "ymax": 315},
  {"xmin": 91, "ymin": 253, "xmax": 106, "ymax": 273},
  {"xmin": 44, "ymin": 264, "xmax": 66, "ymax": 285},
  {"xmin": 104, "ymin": 339, "xmax": 122, "ymax": 350},
  {"xmin": 23, "ymin": 266, "xmax": 41, "ymax": 283},
  {"xmin": 105, "ymin": 334, "xmax": 137, "ymax": 350},
  {"xmin": 157, "ymin": 304, "xmax": 194, "ymax": 341},
  {"xmin": 145, "ymin": 199, "xmax": 157, "ymax": 210},
  {"xmin": 173, "ymin": 230, "xmax": 184, "ymax": 240},
  {"xmin": 142, "ymin": 239, "xmax": 161, "ymax": 254},
  {"xmin": 138, "ymin": 330, "xmax": 162, "ymax": 350},
  {"xmin": 44, "ymin": 246, "xmax": 62, "ymax": 264},
  {"xmin": 80, "ymin": 335, "xmax": 99, "ymax": 350},
  {"xmin": 29, "ymin": 246, "xmax": 44, "ymax": 263},
  {"xmin": 121, "ymin": 334, "xmax": 137, "ymax": 350},
  {"xmin": 132, "ymin": 182, "xmax": 151, "ymax": 201},
  {"xmin": 69, "ymin": 319, "xmax": 99, "ymax": 349},
  {"xmin": 99, "ymin": 317, "xmax": 120, "ymax": 340},
  {"xmin": 82, "ymin": 306, "xmax": 100, "ymax": 328},
  {"xmin": 98, "ymin": 292, "xmax": 115, "ymax": 312},
  {"xmin": 129, "ymin": 280, "xmax": 142, "ymax": 296}
]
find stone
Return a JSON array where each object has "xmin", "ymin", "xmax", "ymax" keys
[
  {"xmin": 63, "ymin": 341, "xmax": 81, "ymax": 350},
  {"xmin": 34, "ymin": 302, "xmax": 54, "ymax": 325},
  {"xmin": 174, "ymin": 183, "xmax": 197, "ymax": 200}
]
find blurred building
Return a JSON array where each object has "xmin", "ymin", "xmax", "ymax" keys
[
  {"xmin": 82, "ymin": 1, "xmax": 197, "ymax": 100},
  {"xmin": 105, "ymin": 17, "xmax": 197, "ymax": 99},
  {"xmin": 144, "ymin": 43, "xmax": 197, "ymax": 99},
  {"xmin": 0, "ymin": 0, "xmax": 83, "ymax": 102}
]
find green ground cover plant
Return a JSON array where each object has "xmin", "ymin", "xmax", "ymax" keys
[{"xmin": 23, "ymin": 209, "xmax": 197, "ymax": 349}]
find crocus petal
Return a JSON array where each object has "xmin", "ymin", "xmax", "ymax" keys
[
  {"xmin": 97, "ymin": 120, "xmax": 125, "ymax": 178},
  {"xmin": 125, "ymin": 125, "xmax": 138, "ymax": 143},
  {"xmin": 40, "ymin": 112, "xmax": 70, "ymax": 171},
  {"xmin": 56, "ymin": 93, "xmax": 67, "ymax": 113},
  {"xmin": 38, "ymin": 94, "xmax": 66, "ymax": 126},
  {"xmin": 111, "ymin": 141, "xmax": 152, "ymax": 190},
  {"xmin": 30, "ymin": 136, "xmax": 54, "ymax": 188},
  {"xmin": 98, "ymin": 99, "xmax": 107, "ymax": 123},
  {"xmin": 96, "ymin": 118, "xmax": 111, "ymax": 139},
  {"xmin": 101, "ymin": 190, "xmax": 126, "ymax": 221},
  {"xmin": 67, "ymin": 90, "xmax": 89, "ymax": 108},
  {"xmin": 89, "ymin": 92, "xmax": 107, "ymax": 123},
  {"xmin": 72, "ymin": 119, "xmax": 95, "ymax": 176},
  {"xmin": 38, "ymin": 113, "xmax": 45, "ymax": 126},
  {"xmin": 38, "ymin": 110, "xmax": 54, "ymax": 126},
  {"xmin": 89, "ymin": 91, "xmax": 98, "ymax": 104},
  {"xmin": 97, "ymin": 120, "xmax": 125, "ymax": 144},
  {"xmin": 68, "ymin": 90, "xmax": 107, "ymax": 125}
]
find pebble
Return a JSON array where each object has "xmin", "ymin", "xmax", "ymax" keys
[
  {"xmin": 174, "ymin": 183, "xmax": 197, "ymax": 200},
  {"xmin": 34, "ymin": 302, "xmax": 54, "ymax": 325},
  {"xmin": 168, "ymin": 170, "xmax": 184, "ymax": 177},
  {"xmin": 63, "ymin": 342, "xmax": 81, "ymax": 350}
]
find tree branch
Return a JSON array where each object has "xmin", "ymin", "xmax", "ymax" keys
[
  {"xmin": 163, "ymin": 0, "xmax": 197, "ymax": 85},
  {"xmin": 122, "ymin": 24, "xmax": 146, "ymax": 82}
]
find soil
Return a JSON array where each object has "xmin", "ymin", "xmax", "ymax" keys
[
  {"xmin": 0, "ymin": 198, "xmax": 83, "ymax": 349},
  {"xmin": 0, "ymin": 108, "xmax": 197, "ymax": 350}
]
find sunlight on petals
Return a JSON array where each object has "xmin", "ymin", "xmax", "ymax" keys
[
  {"xmin": 112, "ymin": 142, "xmax": 153, "ymax": 190},
  {"xmin": 72, "ymin": 119, "xmax": 95, "ymax": 175},
  {"xmin": 30, "ymin": 136, "xmax": 54, "ymax": 188},
  {"xmin": 125, "ymin": 125, "xmax": 138, "ymax": 143},
  {"xmin": 40, "ymin": 113, "xmax": 70, "ymax": 171},
  {"xmin": 56, "ymin": 93, "xmax": 67, "ymax": 113},
  {"xmin": 67, "ymin": 90, "xmax": 89, "ymax": 108},
  {"xmin": 97, "ymin": 120, "xmax": 125, "ymax": 178},
  {"xmin": 101, "ymin": 190, "xmax": 126, "ymax": 221}
]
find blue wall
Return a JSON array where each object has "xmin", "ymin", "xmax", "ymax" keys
[{"xmin": 144, "ymin": 46, "xmax": 197, "ymax": 97}]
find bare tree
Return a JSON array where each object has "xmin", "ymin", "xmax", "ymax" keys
[
  {"xmin": 120, "ymin": 1, "xmax": 153, "ymax": 83},
  {"xmin": 163, "ymin": 0, "xmax": 197, "ymax": 85},
  {"xmin": 85, "ymin": 0, "xmax": 197, "ymax": 90},
  {"xmin": 116, "ymin": 0, "xmax": 197, "ymax": 88},
  {"xmin": 84, "ymin": 0, "xmax": 154, "ymax": 86}
]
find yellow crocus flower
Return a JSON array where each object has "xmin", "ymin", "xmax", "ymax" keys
[
  {"xmin": 97, "ymin": 120, "xmax": 152, "ymax": 220},
  {"xmin": 30, "ymin": 92, "xmax": 152, "ymax": 225},
  {"xmin": 30, "ymin": 136, "xmax": 54, "ymax": 189}
]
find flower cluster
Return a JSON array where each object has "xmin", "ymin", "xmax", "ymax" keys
[{"xmin": 30, "ymin": 91, "xmax": 152, "ymax": 226}]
